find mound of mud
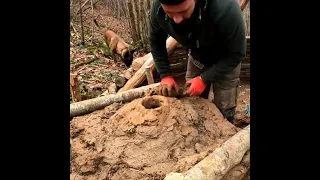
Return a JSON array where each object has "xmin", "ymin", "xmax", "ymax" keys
[{"xmin": 70, "ymin": 95, "xmax": 239, "ymax": 180}]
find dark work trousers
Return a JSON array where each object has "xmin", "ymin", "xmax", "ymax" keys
[{"xmin": 185, "ymin": 55, "xmax": 241, "ymax": 123}]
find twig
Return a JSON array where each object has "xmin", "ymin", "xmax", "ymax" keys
[
  {"xmin": 74, "ymin": 58, "xmax": 96, "ymax": 68},
  {"xmin": 70, "ymin": 22, "xmax": 79, "ymax": 37}
]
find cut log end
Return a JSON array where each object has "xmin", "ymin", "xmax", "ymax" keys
[{"xmin": 115, "ymin": 76, "xmax": 128, "ymax": 88}]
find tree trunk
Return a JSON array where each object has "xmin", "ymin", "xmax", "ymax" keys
[
  {"xmin": 126, "ymin": 0, "xmax": 152, "ymax": 48},
  {"xmin": 126, "ymin": 0, "xmax": 139, "ymax": 42},
  {"xmin": 164, "ymin": 125, "xmax": 250, "ymax": 180},
  {"xmin": 70, "ymin": 83, "xmax": 160, "ymax": 118}
]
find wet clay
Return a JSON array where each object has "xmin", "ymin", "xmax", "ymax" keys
[{"xmin": 70, "ymin": 95, "xmax": 238, "ymax": 180}]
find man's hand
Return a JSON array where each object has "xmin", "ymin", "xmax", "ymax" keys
[
  {"xmin": 186, "ymin": 76, "xmax": 207, "ymax": 96},
  {"xmin": 157, "ymin": 76, "xmax": 179, "ymax": 97}
]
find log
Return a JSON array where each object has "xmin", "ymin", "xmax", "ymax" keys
[
  {"xmin": 70, "ymin": 83, "xmax": 160, "ymax": 118},
  {"xmin": 131, "ymin": 53, "xmax": 152, "ymax": 71},
  {"xmin": 130, "ymin": 36, "xmax": 179, "ymax": 71},
  {"xmin": 117, "ymin": 37, "xmax": 179, "ymax": 93},
  {"xmin": 220, "ymin": 151, "xmax": 250, "ymax": 180},
  {"xmin": 164, "ymin": 125, "xmax": 250, "ymax": 180},
  {"xmin": 124, "ymin": 67, "xmax": 134, "ymax": 79},
  {"xmin": 70, "ymin": 73, "xmax": 82, "ymax": 102},
  {"xmin": 115, "ymin": 76, "xmax": 127, "ymax": 88}
]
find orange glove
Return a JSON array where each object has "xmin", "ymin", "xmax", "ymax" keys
[
  {"xmin": 186, "ymin": 76, "xmax": 207, "ymax": 96},
  {"xmin": 158, "ymin": 76, "xmax": 179, "ymax": 97}
]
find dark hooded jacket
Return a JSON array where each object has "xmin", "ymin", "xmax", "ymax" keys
[{"xmin": 149, "ymin": 0, "xmax": 246, "ymax": 84}]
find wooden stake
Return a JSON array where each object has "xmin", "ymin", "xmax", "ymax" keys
[
  {"xmin": 70, "ymin": 73, "xmax": 82, "ymax": 102},
  {"xmin": 145, "ymin": 65, "xmax": 154, "ymax": 84}
]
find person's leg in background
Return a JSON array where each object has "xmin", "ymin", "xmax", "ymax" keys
[{"xmin": 212, "ymin": 63, "xmax": 241, "ymax": 123}]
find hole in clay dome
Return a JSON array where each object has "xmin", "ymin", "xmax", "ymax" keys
[{"xmin": 142, "ymin": 97, "xmax": 161, "ymax": 109}]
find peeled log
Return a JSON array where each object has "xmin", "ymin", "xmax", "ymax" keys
[
  {"xmin": 131, "ymin": 53, "xmax": 152, "ymax": 70},
  {"xmin": 130, "ymin": 36, "xmax": 178, "ymax": 71},
  {"xmin": 118, "ymin": 37, "xmax": 179, "ymax": 93},
  {"xmin": 164, "ymin": 125, "xmax": 250, "ymax": 180},
  {"xmin": 70, "ymin": 83, "xmax": 160, "ymax": 118},
  {"xmin": 117, "ymin": 56, "xmax": 155, "ymax": 93},
  {"xmin": 124, "ymin": 67, "xmax": 134, "ymax": 79}
]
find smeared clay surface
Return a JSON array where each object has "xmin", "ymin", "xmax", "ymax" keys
[{"xmin": 70, "ymin": 95, "xmax": 238, "ymax": 180}]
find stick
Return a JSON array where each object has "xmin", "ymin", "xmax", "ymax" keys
[
  {"xmin": 70, "ymin": 73, "xmax": 82, "ymax": 102},
  {"xmin": 74, "ymin": 58, "xmax": 96, "ymax": 68},
  {"xmin": 164, "ymin": 125, "xmax": 250, "ymax": 180},
  {"xmin": 145, "ymin": 65, "xmax": 154, "ymax": 84},
  {"xmin": 70, "ymin": 83, "xmax": 160, "ymax": 118}
]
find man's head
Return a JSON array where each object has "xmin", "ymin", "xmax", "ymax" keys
[{"xmin": 160, "ymin": 0, "xmax": 196, "ymax": 24}]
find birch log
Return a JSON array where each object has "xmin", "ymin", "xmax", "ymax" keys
[
  {"xmin": 70, "ymin": 83, "xmax": 160, "ymax": 118},
  {"xmin": 164, "ymin": 125, "xmax": 250, "ymax": 180}
]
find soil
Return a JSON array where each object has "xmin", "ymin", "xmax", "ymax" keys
[
  {"xmin": 70, "ymin": 95, "xmax": 240, "ymax": 180},
  {"xmin": 174, "ymin": 74, "xmax": 251, "ymax": 128}
]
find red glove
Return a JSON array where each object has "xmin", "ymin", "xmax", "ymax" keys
[
  {"xmin": 186, "ymin": 76, "xmax": 207, "ymax": 96},
  {"xmin": 158, "ymin": 76, "xmax": 179, "ymax": 97}
]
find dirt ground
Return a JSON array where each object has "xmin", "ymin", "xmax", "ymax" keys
[{"xmin": 70, "ymin": 95, "xmax": 243, "ymax": 180}]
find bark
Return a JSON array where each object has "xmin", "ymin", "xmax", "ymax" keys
[
  {"xmin": 125, "ymin": 0, "xmax": 152, "ymax": 47},
  {"xmin": 126, "ymin": 0, "xmax": 138, "ymax": 42},
  {"xmin": 164, "ymin": 125, "xmax": 250, "ymax": 180},
  {"xmin": 70, "ymin": 83, "xmax": 160, "ymax": 118}
]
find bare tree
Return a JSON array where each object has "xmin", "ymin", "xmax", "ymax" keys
[{"xmin": 125, "ymin": 0, "xmax": 152, "ymax": 49}]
